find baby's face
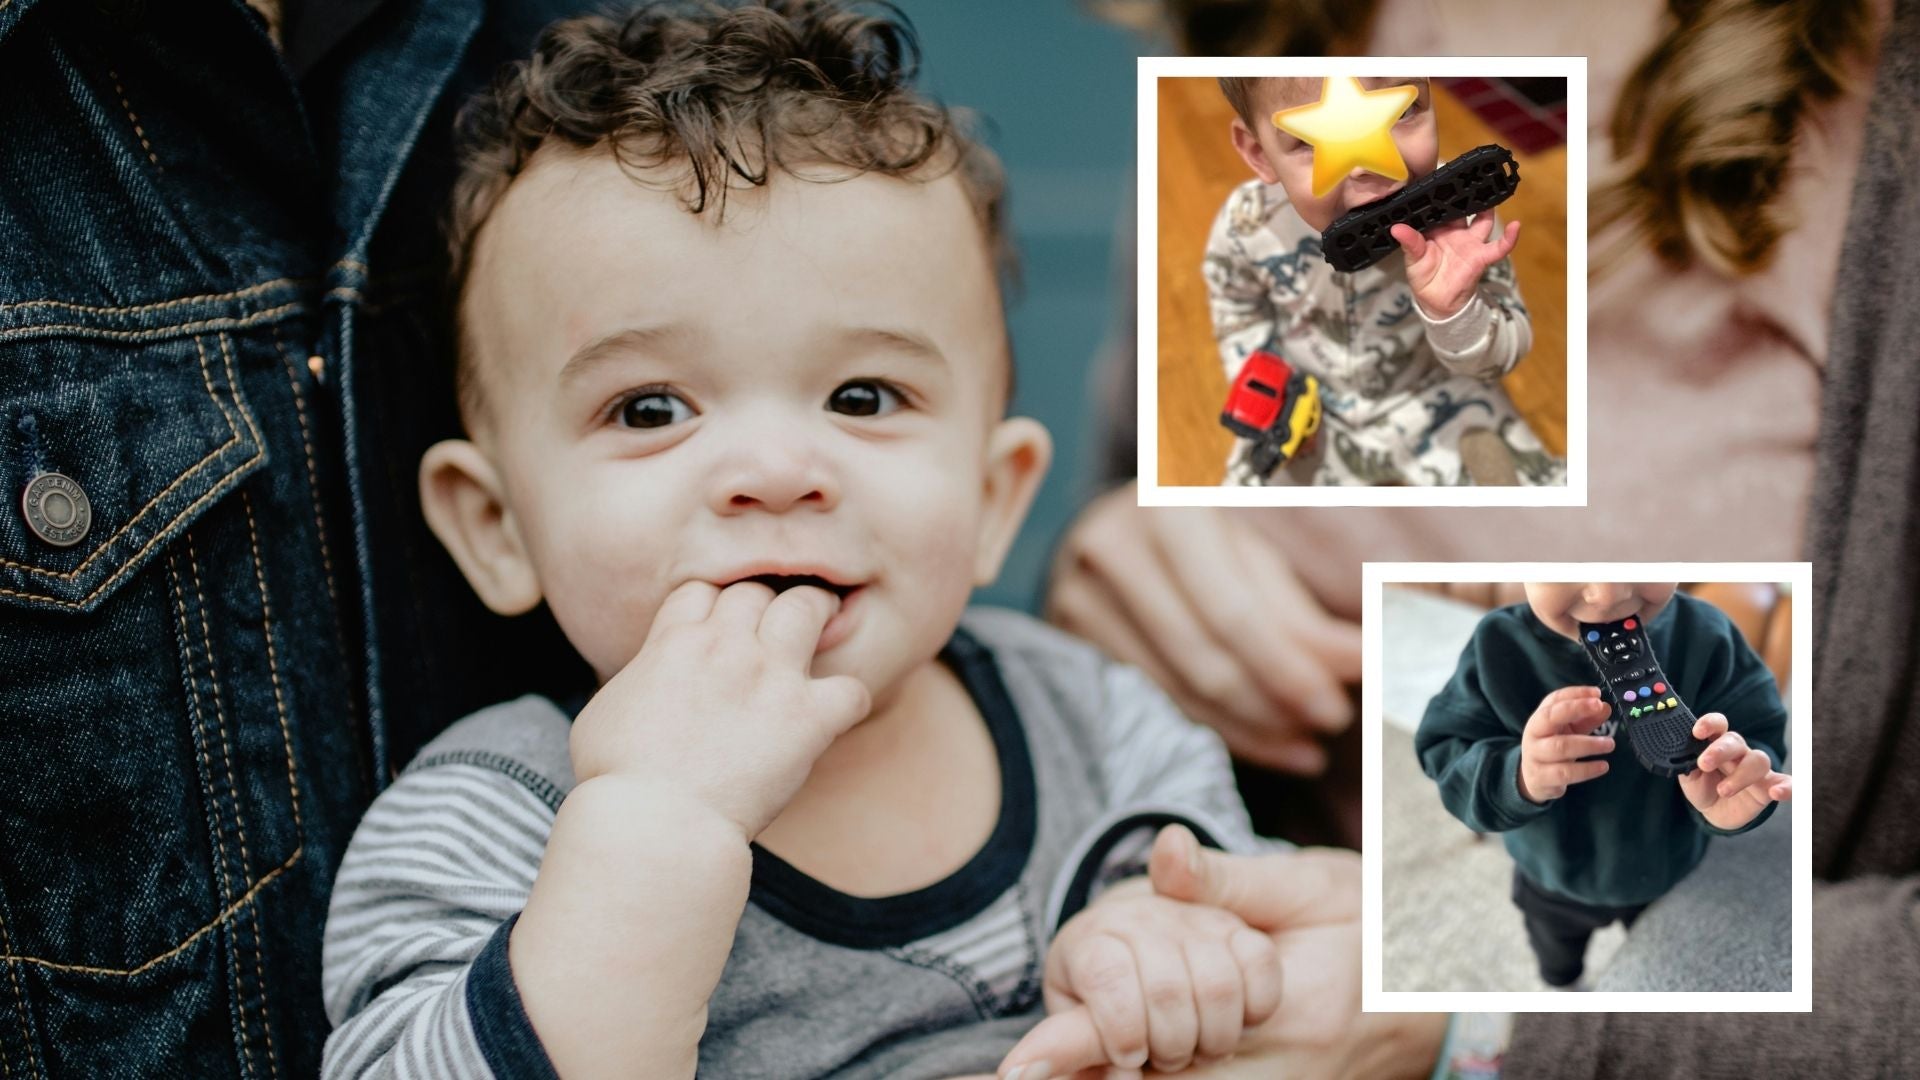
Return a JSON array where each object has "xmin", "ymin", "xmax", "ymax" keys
[
  {"xmin": 1230, "ymin": 77, "xmax": 1438, "ymax": 233},
  {"xmin": 1524, "ymin": 583, "xmax": 1680, "ymax": 641},
  {"xmin": 448, "ymin": 150, "xmax": 1045, "ymax": 700}
]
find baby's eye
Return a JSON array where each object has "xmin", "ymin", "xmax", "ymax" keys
[
  {"xmin": 618, "ymin": 389, "xmax": 696, "ymax": 429},
  {"xmin": 827, "ymin": 379, "xmax": 905, "ymax": 417}
]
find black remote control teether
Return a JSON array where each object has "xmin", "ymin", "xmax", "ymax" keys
[
  {"xmin": 1576, "ymin": 615, "xmax": 1712, "ymax": 778},
  {"xmin": 1320, "ymin": 143, "xmax": 1521, "ymax": 273}
]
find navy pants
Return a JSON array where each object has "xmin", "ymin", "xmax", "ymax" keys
[{"xmin": 1511, "ymin": 869, "xmax": 1651, "ymax": 987}]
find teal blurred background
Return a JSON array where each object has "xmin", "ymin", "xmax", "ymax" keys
[{"xmin": 892, "ymin": 1, "xmax": 1151, "ymax": 612}]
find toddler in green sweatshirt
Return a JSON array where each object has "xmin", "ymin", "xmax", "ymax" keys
[{"xmin": 1415, "ymin": 583, "xmax": 1792, "ymax": 985}]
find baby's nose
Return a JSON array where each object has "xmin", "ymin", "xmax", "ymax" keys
[{"xmin": 710, "ymin": 437, "xmax": 839, "ymax": 515}]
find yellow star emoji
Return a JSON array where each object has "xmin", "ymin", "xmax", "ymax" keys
[{"xmin": 1273, "ymin": 76, "xmax": 1419, "ymax": 198}]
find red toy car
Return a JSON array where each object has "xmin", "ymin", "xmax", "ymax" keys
[{"xmin": 1219, "ymin": 349, "xmax": 1323, "ymax": 477}]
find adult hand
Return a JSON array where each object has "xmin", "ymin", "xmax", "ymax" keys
[
  {"xmin": 995, "ymin": 828, "xmax": 1445, "ymax": 1080},
  {"xmin": 1046, "ymin": 482, "xmax": 1360, "ymax": 774},
  {"xmin": 1155, "ymin": 828, "xmax": 1445, "ymax": 1080}
]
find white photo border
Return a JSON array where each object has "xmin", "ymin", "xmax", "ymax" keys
[
  {"xmin": 1360, "ymin": 561, "xmax": 1813, "ymax": 1013},
  {"xmin": 1136, "ymin": 56, "xmax": 1588, "ymax": 506}
]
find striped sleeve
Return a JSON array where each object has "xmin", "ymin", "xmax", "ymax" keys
[
  {"xmin": 321, "ymin": 762, "xmax": 557, "ymax": 1078},
  {"xmin": 1050, "ymin": 662, "xmax": 1281, "ymax": 930},
  {"xmin": 1095, "ymin": 661, "xmax": 1265, "ymax": 852}
]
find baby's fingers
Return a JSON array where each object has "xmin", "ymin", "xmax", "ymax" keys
[
  {"xmin": 1528, "ymin": 692, "xmax": 1608, "ymax": 738},
  {"xmin": 1692, "ymin": 712, "xmax": 1729, "ymax": 741},
  {"xmin": 644, "ymin": 580, "xmax": 719, "ymax": 646},
  {"xmin": 758, "ymin": 584, "xmax": 840, "ymax": 665},
  {"xmin": 1390, "ymin": 223, "xmax": 1428, "ymax": 262},
  {"xmin": 1716, "ymin": 747, "xmax": 1771, "ymax": 799},
  {"xmin": 1696, "ymin": 729, "xmax": 1749, "ymax": 773},
  {"xmin": 711, "ymin": 579, "xmax": 777, "ymax": 628},
  {"xmin": 1533, "ymin": 733, "xmax": 1616, "ymax": 764},
  {"xmin": 1135, "ymin": 938, "xmax": 1200, "ymax": 1072},
  {"xmin": 1183, "ymin": 936, "xmax": 1249, "ymax": 1062},
  {"xmin": 1542, "ymin": 759, "xmax": 1610, "ymax": 789},
  {"xmin": 1230, "ymin": 928, "xmax": 1283, "ymax": 1030},
  {"xmin": 1063, "ymin": 935, "xmax": 1148, "ymax": 1071},
  {"xmin": 1495, "ymin": 219, "xmax": 1521, "ymax": 258},
  {"xmin": 805, "ymin": 674, "xmax": 871, "ymax": 739}
]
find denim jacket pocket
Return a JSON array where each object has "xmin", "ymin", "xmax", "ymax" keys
[{"xmin": 0, "ymin": 309, "xmax": 302, "ymax": 979}]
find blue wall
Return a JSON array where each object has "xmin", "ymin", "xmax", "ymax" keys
[{"xmin": 892, "ymin": 2, "xmax": 1149, "ymax": 611}]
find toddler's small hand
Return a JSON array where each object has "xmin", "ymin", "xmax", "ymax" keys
[
  {"xmin": 1518, "ymin": 685, "xmax": 1615, "ymax": 804},
  {"xmin": 1679, "ymin": 712, "xmax": 1792, "ymax": 830},
  {"xmin": 568, "ymin": 579, "xmax": 871, "ymax": 838},
  {"xmin": 996, "ymin": 832, "xmax": 1281, "ymax": 1079},
  {"xmin": 1391, "ymin": 215, "xmax": 1520, "ymax": 320}
]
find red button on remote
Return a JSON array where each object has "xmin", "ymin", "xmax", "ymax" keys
[
  {"xmin": 1654, "ymin": 681, "xmax": 1666, "ymax": 694},
  {"xmin": 1624, "ymin": 618, "xmax": 1638, "ymax": 630}
]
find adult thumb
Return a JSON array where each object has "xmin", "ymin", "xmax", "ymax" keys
[
  {"xmin": 997, "ymin": 1006, "xmax": 1111, "ymax": 1080},
  {"xmin": 1149, "ymin": 824, "xmax": 1357, "ymax": 932}
]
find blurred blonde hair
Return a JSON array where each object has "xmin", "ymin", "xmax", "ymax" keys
[
  {"xmin": 1592, "ymin": 0, "xmax": 1873, "ymax": 277},
  {"xmin": 1097, "ymin": 0, "xmax": 1875, "ymax": 277}
]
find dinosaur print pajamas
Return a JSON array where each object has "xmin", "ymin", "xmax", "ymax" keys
[{"xmin": 1203, "ymin": 177, "xmax": 1563, "ymax": 486}]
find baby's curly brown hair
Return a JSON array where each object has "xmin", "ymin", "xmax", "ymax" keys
[{"xmin": 445, "ymin": 0, "xmax": 1011, "ymax": 412}]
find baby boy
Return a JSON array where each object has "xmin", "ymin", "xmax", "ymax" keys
[
  {"xmin": 1207, "ymin": 76, "xmax": 1563, "ymax": 486},
  {"xmin": 318, "ymin": 3, "xmax": 1297, "ymax": 1077}
]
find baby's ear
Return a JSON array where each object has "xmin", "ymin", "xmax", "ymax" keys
[
  {"xmin": 418, "ymin": 439, "xmax": 543, "ymax": 616},
  {"xmin": 1229, "ymin": 117, "xmax": 1282, "ymax": 185},
  {"xmin": 972, "ymin": 416, "xmax": 1052, "ymax": 587}
]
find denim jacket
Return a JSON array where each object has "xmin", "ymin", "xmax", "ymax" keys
[{"xmin": 0, "ymin": 0, "xmax": 587, "ymax": 1073}]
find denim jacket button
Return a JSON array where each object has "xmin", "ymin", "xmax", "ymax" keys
[{"xmin": 21, "ymin": 472, "xmax": 92, "ymax": 547}]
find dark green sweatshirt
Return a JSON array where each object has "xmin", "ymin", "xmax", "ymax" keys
[{"xmin": 1414, "ymin": 593, "xmax": 1787, "ymax": 907}]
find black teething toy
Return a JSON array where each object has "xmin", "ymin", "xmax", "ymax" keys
[
  {"xmin": 1576, "ymin": 615, "xmax": 1713, "ymax": 778},
  {"xmin": 1320, "ymin": 144, "xmax": 1521, "ymax": 273}
]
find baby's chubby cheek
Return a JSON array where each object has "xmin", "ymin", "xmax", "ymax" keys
[{"xmin": 536, "ymin": 550, "xmax": 677, "ymax": 686}]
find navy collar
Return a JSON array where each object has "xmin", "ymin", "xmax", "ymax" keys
[{"xmin": 746, "ymin": 625, "xmax": 1039, "ymax": 949}]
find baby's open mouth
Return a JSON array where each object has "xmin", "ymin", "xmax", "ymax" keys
[{"xmin": 741, "ymin": 573, "xmax": 856, "ymax": 600}]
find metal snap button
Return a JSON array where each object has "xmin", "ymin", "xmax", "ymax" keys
[{"xmin": 22, "ymin": 472, "xmax": 91, "ymax": 547}]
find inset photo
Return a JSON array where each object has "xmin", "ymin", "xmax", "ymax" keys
[
  {"xmin": 1138, "ymin": 58, "xmax": 1586, "ymax": 505},
  {"xmin": 1361, "ymin": 563, "xmax": 1811, "ymax": 1013}
]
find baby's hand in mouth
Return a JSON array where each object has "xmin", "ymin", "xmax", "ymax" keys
[{"xmin": 568, "ymin": 578, "xmax": 872, "ymax": 839}]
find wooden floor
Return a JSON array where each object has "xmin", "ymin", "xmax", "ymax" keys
[{"xmin": 1155, "ymin": 77, "xmax": 1568, "ymax": 486}]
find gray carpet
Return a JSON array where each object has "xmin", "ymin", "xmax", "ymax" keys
[{"xmin": 1382, "ymin": 722, "xmax": 1627, "ymax": 991}]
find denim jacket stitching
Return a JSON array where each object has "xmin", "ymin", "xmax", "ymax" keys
[
  {"xmin": 264, "ymin": 319, "xmax": 342, "ymax": 622},
  {"xmin": 238, "ymin": 483, "xmax": 305, "ymax": 842},
  {"xmin": 106, "ymin": 68, "xmax": 160, "ymax": 170},
  {"xmin": 234, "ymin": 479, "xmax": 307, "ymax": 1077},
  {"xmin": 0, "ymin": 844, "xmax": 305, "ymax": 978},
  {"xmin": 183, "ymin": 534, "xmax": 273, "ymax": 1078},
  {"xmin": 0, "ymin": 909, "xmax": 35, "ymax": 1077},
  {"xmin": 0, "ymin": 333, "xmax": 265, "ymax": 607},
  {"xmin": 0, "ymin": 480, "xmax": 301, "ymax": 984},
  {"xmin": 0, "ymin": 303, "xmax": 305, "ymax": 347},
  {"xmin": 171, "ymin": 546, "xmax": 261, "ymax": 1078},
  {"xmin": 0, "ymin": 279, "xmax": 300, "ymax": 320}
]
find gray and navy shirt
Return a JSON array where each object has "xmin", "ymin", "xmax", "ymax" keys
[{"xmin": 320, "ymin": 608, "xmax": 1266, "ymax": 1078}]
